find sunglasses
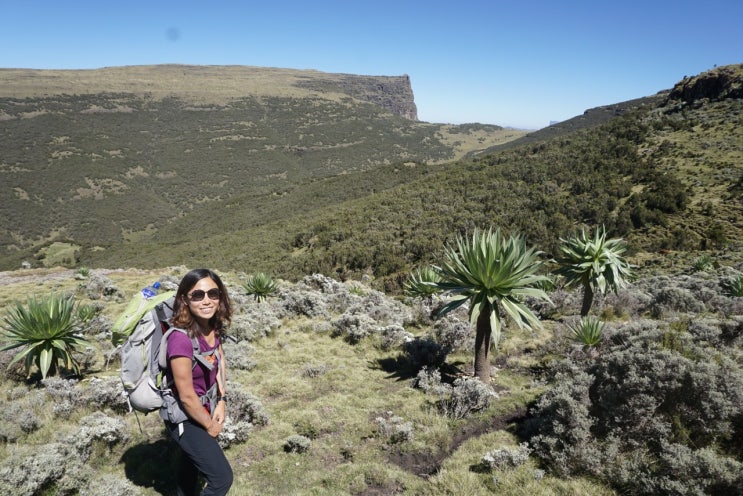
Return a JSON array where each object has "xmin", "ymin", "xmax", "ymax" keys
[{"xmin": 187, "ymin": 288, "xmax": 221, "ymax": 302}]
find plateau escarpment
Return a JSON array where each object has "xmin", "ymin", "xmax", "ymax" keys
[
  {"xmin": 0, "ymin": 64, "xmax": 418, "ymax": 120},
  {"xmin": 0, "ymin": 64, "xmax": 518, "ymax": 271}
]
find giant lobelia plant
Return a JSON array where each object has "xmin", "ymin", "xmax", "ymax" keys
[
  {"xmin": 433, "ymin": 228, "xmax": 551, "ymax": 383},
  {"xmin": 403, "ymin": 265, "xmax": 442, "ymax": 300},
  {"xmin": 554, "ymin": 225, "xmax": 634, "ymax": 317},
  {"xmin": 1, "ymin": 293, "xmax": 88, "ymax": 379},
  {"xmin": 243, "ymin": 272, "xmax": 279, "ymax": 302}
]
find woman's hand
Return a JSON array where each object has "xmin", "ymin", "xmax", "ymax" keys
[
  {"xmin": 207, "ymin": 418, "xmax": 223, "ymax": 438},
  {"xmin": 212, "ymin": 400, "xmax": 226, "ymax": 426}
]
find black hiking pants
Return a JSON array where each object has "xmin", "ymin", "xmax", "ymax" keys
[{"xmin": 165, "ymin": 419, "xmax": 233, "ymax": 496}]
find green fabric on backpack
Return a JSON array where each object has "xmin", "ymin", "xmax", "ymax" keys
[{"xmin": 112, "ymin": 290, "xmax": 176, "ymax": 346}]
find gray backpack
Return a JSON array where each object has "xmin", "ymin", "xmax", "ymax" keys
[{"xmin": 119, "ymin": 297, "xmax": 219, "ymax": 418}]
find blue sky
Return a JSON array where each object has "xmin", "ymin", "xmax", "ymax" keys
[{"xmin": 2, "ymin": 0, "xmax": 741, "ymax": 129}]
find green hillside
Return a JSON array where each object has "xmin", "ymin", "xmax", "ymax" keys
[
  {"xmin": 84, "ymin": 65, "xmax": 743, "ymax": 292},
  {"xmin": 0, "ymin": 65, "xmax": 524, "ymax": 271},
  {"xmin": 1, "ymin": 64, "xmax": 742, "ymax": 291}
]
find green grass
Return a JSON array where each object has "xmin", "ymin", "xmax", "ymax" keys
[
  {"xmin": 425, "ymin": 430, "xmax": 616, "ymax": 496},
  {"xmin": 219, "ymin": 325, "xmax": 607, "ymax": 495}
]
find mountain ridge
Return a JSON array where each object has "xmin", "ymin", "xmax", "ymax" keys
[
  {"xmin": 0, "ymin": 64, "xmax": 524, "ymax": 271},
  {"xmin": 0, "ymin": 64, "xmax": 419, "ymax": 120},
  {"xmin": 1, "ymin": 64, "xmax": 741, "ymax": 286}
]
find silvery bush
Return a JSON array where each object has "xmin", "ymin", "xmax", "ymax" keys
[
  {"xmin": 481, "ymin": 442, "xmax": 532, "ymax": 471},
  {"xmin": 438, "ymin": 378, "xmax": 498, "ymax": 420},
  {"xmin": 284, "ymin": 434, "xmax": 311, "ymax": 453},
  {"xmin": 528, "ymin": 322, "xmax": 743, "ymax": 495},
  {"xmin": 374, "ymin": 411, "xmax": 413, "ymax": 444}
]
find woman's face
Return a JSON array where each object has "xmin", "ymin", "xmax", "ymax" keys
[{"xmin": 185, "ymin": 277, "xmax": 220, "ymax": 326}]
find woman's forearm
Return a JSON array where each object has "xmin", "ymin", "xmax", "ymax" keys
[{"xmin": 179, "ymin": 391, "xmax": 213, "ymax": 429}]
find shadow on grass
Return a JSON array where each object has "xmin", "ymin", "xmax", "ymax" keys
[
  {"xmin": 374, "ymin": 355, "xmax": 420, "ymax": 381},
  {"xmin": 468, "ymin": 461, "xmax": 491, "ymax": 474},
  {"xmin": 373, "ymin": 335, "xmax": 467, "ymax": 382},
  {"xmin": 374, "ymin": 354, "xmax": 466, "ymax": 383},
  {"xmin": 120, "ymin": 439, "xmax": 180, "ymax": 495}
]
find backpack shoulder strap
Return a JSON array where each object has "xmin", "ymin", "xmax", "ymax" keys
[
  {"xmin": 158, "ymin": 326, "xmax": 216, "ymax": 372},
  {"xmin": 158, "ymin": 326, "xmax": 180, "ymax": 370},
  {"xmin": 191, "ymin": 336, "xmax": 216, "ymax": 371}
]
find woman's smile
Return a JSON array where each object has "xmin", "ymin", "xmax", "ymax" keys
[{"xmin": 187, "ymin": 277, "xmax": 220, "ymax": 327}]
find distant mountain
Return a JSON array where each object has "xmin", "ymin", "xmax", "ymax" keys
[
  {"xmin": 1, "ymin": 64, "xmax": 741, "ymax": 289},
  {"xmin": 0, "ymin": 65, "xmax": 419, "ymax": 120},
  {"xmin": 0, "ymin": 65, "xmax": 523, "ymax": 271}
]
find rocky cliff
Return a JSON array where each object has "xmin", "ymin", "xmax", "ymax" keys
[
  {"xmin": 0, "ymin": 64, "xmax": 418, "ymax": 120},
  {"xmin": 295, "ymin": 73, "xmax": 418, "ymax": 120},
  {"xmin": 668, "ymin": 63, "xmax": 743, "ymax": 103}
]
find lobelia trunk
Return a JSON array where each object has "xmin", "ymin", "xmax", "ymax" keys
[
  {"xmin": 473, "ymin": 305, "xmax": 493, "ymax": 383},
  {"xmin": 580, "ymin": 283, "xmax": 594, "ymax": 317}
]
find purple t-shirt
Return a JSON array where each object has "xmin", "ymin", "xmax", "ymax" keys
[{"xmin": 166, "ymin": 330, "xmax": 220, "ymax": 399}]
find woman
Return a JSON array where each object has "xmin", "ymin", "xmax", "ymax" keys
[{"xmin": 162, "ymin": 268, "xmax": 233, "ymax": 496}]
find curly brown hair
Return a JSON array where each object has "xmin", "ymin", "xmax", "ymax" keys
[{"xmin": 171, "ymin": 268, "xmax": 232, "ymax": 338}]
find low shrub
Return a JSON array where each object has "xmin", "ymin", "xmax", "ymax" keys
[
  {"xmin": 284, "ymin": 434, "xmax": 312, "ymax": 453},
  {"xmin": 413, "ymin": 369, "xmax": 498, "ymax": 419},
  {"xmin": 217, "ymin": 383, "xmax": 269, "ymax": 449},
  {"xmin": 0, "ymin": 411, "xmax": 129, "ymax": 495},
  {"xmin": 225, "ymin": 340, "xmax": 257, "ymax": 371},
  {"xmin": 403, "ymin": 336, "xmax": 449, "ymax": 371},
  {"xmin": 227, "ymin": 310, "xmax": 282, "ymax": 341},
  {"xmin": 374, "ymin": 411, "xmax": 413, "ymax": 444},
  {"xmin": 480, "ymin": 442, "xmax": 532, "ymax": 471},
  {"xmin": 430, "ymin": 316, "xmax": 473, "ymax": 353},
  {"xmin": 527, "ymin": 323, "xmax": 743, "ymax": 495},
  {"xmin": 227, "ymin": 383, "xmax": 269, "ymax": 427},
  {"xmin": 649, "ymin": 286, "xmax": 706, "ymax": 317},
  {"xmin": 412, "ymin": 366, "xmax": 447, "ymax": 395},
  {"xmin": 80, "ymin": 273, "xmax": 123, "ymax": 301},
  {"xmin": 719, "ymin": 316, "xmax": 743, "ymax": 343},
  {"xmin": 377, "ymin": 324, "xmax": 414, "ymax": 351},
  {"xmin": 438, "ymin": 377, "xmax": 498, "ymax": 420},
  {"xmin": 218, "ymin": 416, "xmax": 254, "ymax": 450},
  {"xmin": 73, "ymin": 412, "xmax": 128, "ymax": 463},
  {"xmin": 300, "ymin": 363, "xmax": 330, "ymax": 378},
  {"xmin": 331, "ymin": 312, "xmax": 376, "ymax": 344}
]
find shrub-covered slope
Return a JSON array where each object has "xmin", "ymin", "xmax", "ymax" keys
[
  {"xmin": 75, "ymin": 65, "xmax": 742, "ymax": 285},
  {"xmin": 284, "ymin": 64, "xmax": 743, "ymax": 284},
  {"xmin": 1, "ymin": 65, "xmax": 740, "ymax": 289},
  {"xmin": 0, "ymin": 65, "xmax": 521, "ymax": 270}
]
